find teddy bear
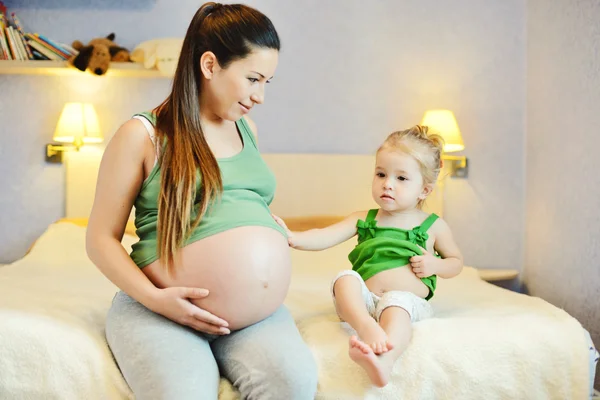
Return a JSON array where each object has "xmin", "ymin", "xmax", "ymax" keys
[{"xmin": 69, "ymin": 33, "xmax": 130, "ymax": 76}]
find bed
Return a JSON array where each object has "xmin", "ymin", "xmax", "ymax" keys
[{"xmin": 0, "ymin": 151, "xmax": 597, "ymax": 399}]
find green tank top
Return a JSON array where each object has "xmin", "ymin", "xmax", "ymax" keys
[
  {"xmin": 129, "ymin": 112, "xmax": 287, "ymax": 268},
  {"xmin": 348, "ymin": 209, "xmax": 439, "ymax": 300}
]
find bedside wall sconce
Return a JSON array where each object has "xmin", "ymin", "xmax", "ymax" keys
[
  {"xmin": 421, "ymin": 109, "xmax": 468, "ymax": 178},
  {"xmin": 46, "ymin": 103, "xmax": 103, "ymax": 163}
]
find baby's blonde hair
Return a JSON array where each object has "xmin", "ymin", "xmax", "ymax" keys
[{"xmin": 378, "ymin": 125, "xmax": 445, "ymax": 206}]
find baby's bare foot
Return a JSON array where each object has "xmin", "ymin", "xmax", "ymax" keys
[
  {"xmin": 355, "ymin": 318, "xmax": 394, "ymax": 354},
  {"xmin": 349, "ymin": 336, "xmax": 391, "ymax": 387}
]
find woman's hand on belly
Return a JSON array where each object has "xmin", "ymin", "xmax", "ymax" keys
[{"xmin": 147, "ymin": 286, "xmax": 231, "ymax": 335}]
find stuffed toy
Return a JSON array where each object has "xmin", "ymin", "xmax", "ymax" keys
[
  {"xmin": 130, "ymin": 38, "xmax": 183, "ymax": 77},
  {"xmin": 70, "ymin": 33, "xmax": 130, "ymax": 76}
]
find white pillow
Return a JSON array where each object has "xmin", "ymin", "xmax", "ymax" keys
[{"xmin": 22, "ymin": 222, "xmax": 137, "ymax": 269}]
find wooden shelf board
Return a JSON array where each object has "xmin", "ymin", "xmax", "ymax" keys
[{"xmin": 0, "ymin": 60, "xmax": 169, "ymax": 78}]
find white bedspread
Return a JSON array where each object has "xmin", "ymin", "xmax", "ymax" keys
[{"xmin": 0, "ymin": 223, "xmax": 591, "ymax": 400}]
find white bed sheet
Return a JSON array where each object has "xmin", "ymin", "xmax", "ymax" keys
[{"xmin": 0, "ymin": 222, "xmax": 595, "ymax": 400}]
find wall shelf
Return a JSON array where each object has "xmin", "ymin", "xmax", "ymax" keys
[{"xmin": 0, "ymin": 60, "xmax": 169, "ymax": 78}]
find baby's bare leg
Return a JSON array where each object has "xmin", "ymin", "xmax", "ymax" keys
[
  {"xmin": 333, "ymin": 275, "xmax": 390, "ymax": 353},
  {"xmin": 378, "ymin": 306, "xmax": 412, "ymax": 371},
  {"xmin": 349, "ymin": 306, "xmax": 411, "ymax": 387}
]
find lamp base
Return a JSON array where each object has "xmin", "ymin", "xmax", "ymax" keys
[
  {"xmin": 45, "ymin": 143, "xmax": 75, "ymax": 164},
  {"xmin": 453, "ymin": 158, "xmax": 468, "ymax": 178},
  {"xmin": 442, "ymin": 155, "xmax": 468, "ymax": 178},
  {"xmin": 46, "ymin": 150, "xmax": 63, "ymax": 163}
]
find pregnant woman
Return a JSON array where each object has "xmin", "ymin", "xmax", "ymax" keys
[{"xmin": 86, "ymin": 3, "xmax": 317, "ymax": 399}]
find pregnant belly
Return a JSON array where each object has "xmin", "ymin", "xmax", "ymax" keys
[{"xmin": 143, "ymin": 226, "xmax": 292, "ymax": 330}]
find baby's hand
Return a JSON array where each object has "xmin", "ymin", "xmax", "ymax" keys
[
  {"xmin": 271, "ymin": 214, "xmax": 295, "ymax": 247},
  {"xmin": 410, "ymin": 249, "xmax": 438, "ymax": 278}
]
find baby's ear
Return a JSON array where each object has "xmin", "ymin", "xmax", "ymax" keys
[
  {"xmin": 72, "ymin": 45, "xmax": 94, "ymax": 71},
  {"xmin": 420, "ymin": 183, "xmax": 434, "ymax": 199}
]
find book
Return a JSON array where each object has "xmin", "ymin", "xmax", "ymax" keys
[
  {"xmin": 25, "ymin": 33, "xmax": 66, "ymax": 60},
  {"xmin": 26, "ymin": 38, "xmax": 62, "ymax": 61},
  {"xmin": 5, "ymin": 26, "xmax": 19, "ymax": 60},
  {"xmin": 11, "ymin": 12, "xmax": 33, "ymax": 59},
  {"xmin": 30, "ymin": 48, "xmax": 49, "ymax": 60},
  {"xmin": 0, "ymin": 26, "xmax": 9, "ymax": 59},
  {"xmin": 0, "ymin": 2, "xmax": 80, "ymax": 62},
  {"xmin": 11, "ymin": 26, "xmax": 29, "ymax": 60},
  {"xmin": 36, "ymin": 33, "xmax": 73, "ymax": 57},
  {"xmin": 0, "ymin": 2, "xmax": 10, "ymax": 59}
]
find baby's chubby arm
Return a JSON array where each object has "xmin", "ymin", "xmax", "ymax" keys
[
  {"xmin": 410, "ymin": 217, "xmax": 463, "ymax": 279},
  {"xmin": 429, "ymin": 218, "xmax": 463, "ymax": 278},
  {"xmin": 272, "ymin": 211, "xmax": 366, "ymax": 251}
]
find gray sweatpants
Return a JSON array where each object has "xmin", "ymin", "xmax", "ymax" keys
[{"xmin": 105, "ymin": 291, "xmax": 318, "ymax": 400}]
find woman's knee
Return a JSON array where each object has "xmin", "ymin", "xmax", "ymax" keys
[
  {"xmin": 245, "ymin": 347, "xmax": 317, "ymax": 400},
  {"xmin": 275, "ymin": 349, "xmax": 318, "ymax": 399},
  {"xmin": 105, "ymin": 291, "xmax": 220, "ymax": 400},
  {"xmin": 214, "ymin": 305, "xmax": 318, "ymax": 399}
]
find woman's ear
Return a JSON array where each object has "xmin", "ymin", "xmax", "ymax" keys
[{"xmin": 199, "ymin": 51, "xmax": 220, "ymax": 79}]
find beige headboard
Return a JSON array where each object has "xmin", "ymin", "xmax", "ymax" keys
[{"xmin": 64, "ymin": 150, "xmax": 444, "ymax": 223}]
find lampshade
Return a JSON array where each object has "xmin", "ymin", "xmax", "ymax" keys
[
  {"xmin": 53, "ymin": 103, "xmax": 103, "ymax": 146},
  {"xmin": 420, "ymin": 109, "xmax": 464, "ymax": 153}
]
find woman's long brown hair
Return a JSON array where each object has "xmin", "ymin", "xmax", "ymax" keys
[{"xmin": 154, "ymin": 2, "xmax": 280, "ymax": 273}]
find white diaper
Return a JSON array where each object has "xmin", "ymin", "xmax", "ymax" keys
[{"xmin": 331, "ymin": 270, "xmax": 433, "ymax": 323}]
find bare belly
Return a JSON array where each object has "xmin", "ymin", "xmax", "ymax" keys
[
  {"xmin": 365, "ymin": 265, "xmax": 430, "ymax": 299},
  {"xmin": 143, "ymin": 226, "xmax": 292, "ymax": 330}
]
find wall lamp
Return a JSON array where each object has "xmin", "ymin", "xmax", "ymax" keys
[
  {"xmin": 46, "ymin": 103, "xmax": 103, "ymax": 163},
  {"xmin": 421, "ymin": 109, "xmax": 468, "ymax": 178}
]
